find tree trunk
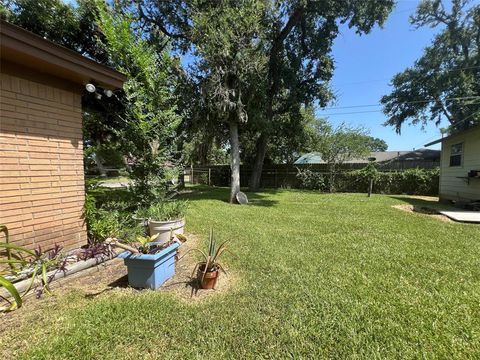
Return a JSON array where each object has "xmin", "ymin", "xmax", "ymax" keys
[
  {"xmin": 248, "ymin": 8, "xmax": 305, "ymax": 192},
  {"xmin": 249, "ymin": 133, "xmax": 268, "ymax": 191},
  {"xmin": 229, "ymin": 121, "xmax": 241, "ymax": 203}
]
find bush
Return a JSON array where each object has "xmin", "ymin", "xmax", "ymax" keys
[
  {"xmin": 146, "ymin": 201, "xmax": 189, "ymax": 221},
  {"xmin": 296, "ymin": 167, "xmax": 439, "ymax": 196},
  {"xmin": 85, "ymin": 192, "xmax": 142, "ymax": 244},
  {"xmin": 296, "ymin": 168, "xmax": 327, "ymax": 191}
]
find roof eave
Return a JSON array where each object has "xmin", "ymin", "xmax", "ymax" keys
[
  {"xmin": 424, "ymin": 138, "xmax": 443, "ymax": 147},
  {"xmin": 0, "ymin": 20, "xmax": 126, "ymax": 89}
]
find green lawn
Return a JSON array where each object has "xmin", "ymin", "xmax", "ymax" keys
[{"xmin": 3, "ymin": 187, "xmax": 480, "ymax": 359}]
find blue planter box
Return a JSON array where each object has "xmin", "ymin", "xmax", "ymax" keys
[{"xmin": 118, "ymin": 242, "xmax": 179, "ymax": 289}]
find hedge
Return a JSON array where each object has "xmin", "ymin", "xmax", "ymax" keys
[{"xmin": 296, "ymin": 168, "xmax": 440, "ymax": 196}]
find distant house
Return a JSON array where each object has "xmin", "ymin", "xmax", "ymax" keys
[
  {"xmin": 0, "ymin": 21, "xmax": 126, "ymax": 251},
  {"xmin": 294, "ymin": 149, "xmax": 441, "ymax": 168},
  {"xmin": 425, "ymin": 126, "xmax": 480, "ymax": 203}
]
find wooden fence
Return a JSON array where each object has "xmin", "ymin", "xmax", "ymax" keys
[{"xmin": 186, "ymin": 160, "xmax": 440, "ymax": 189}]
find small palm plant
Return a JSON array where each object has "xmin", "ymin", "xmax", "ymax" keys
[
  {"xmin": 135, "ymin": 233, "xmax": 160, "ymax": 254},
  {"xmin": 184, "ymin": 229, "xmax": 230, "ymax": 289},
  {"xmin": 105, "ymin": 231, "xmax": 179, "ymax": 255}
]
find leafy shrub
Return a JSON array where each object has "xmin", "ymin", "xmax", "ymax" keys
[
  {"xmin": 199, "ymin": 172, "xmax": 209, "ymax": 185},
  {"xmin": 296, "ymin": 168, "xmax": 326, "ymax": 191},
  {"xmin": 87, "ymin": 209, "xmax": 125, "ymax": 243},
  {"xmin": 338, "ymin": 168, "xmax": 440, "ymax": 195},
  {"xmin": 296, "ymin": 167, "xmax": 439, "ymax": 195},
  {"xmin": 146, "ymin": 201, "xmax": 188, "ymax": 221},
  {"xmin": 85, "ymin": 192, "xmax": 142, "ymax": 244}
]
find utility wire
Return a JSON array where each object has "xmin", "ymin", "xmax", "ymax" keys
[
  {"xmin": 319, "ymin": 97, "xmax": 480, "ymax": 115},
  {"xmin": 334, "ymin": 65, "xmax": 480, "ymax": 87}
]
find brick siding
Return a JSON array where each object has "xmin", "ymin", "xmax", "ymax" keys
[{"xmin": 0, "ymin": 71, "xmax": 87, "ymax": 251}]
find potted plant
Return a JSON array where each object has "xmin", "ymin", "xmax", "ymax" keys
[
  {"xmin": 109, "ymin": 233, "xmax": 179, "ymax": 290},
  {"xmin": 132, "ymin": 207, "xmax": 149, "ymax": 234},
  {"xmin": 186, "ymin": 229, "xmax": 230, "ymax": 290},
  {"xmin": 147, "ymin": 201, "xmax": 188, "ymax": 244}
]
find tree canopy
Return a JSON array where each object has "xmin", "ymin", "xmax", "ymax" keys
[
  {"xmin": 307, "ymin": 119, "xmax": 373, "ymax": 192},
  {"xmin": 1, "ymin": 0, "xmax": 108, "ymax": 62},
  {"xmin": 2, "ymin": 0, "xmax": 396, "ymax": 201},
  {"xmin": 133, "ymin": 0, "xmax": 395, "ymax": 192},
  {"xmin": 381, "ymin": 0, "xmax": 480, "ymax": 134}
]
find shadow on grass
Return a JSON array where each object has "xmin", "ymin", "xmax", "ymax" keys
[
  {"xmin": 162, "ymin": 277, "xmax": 203, "ymax": 298},
  {"xmin": 83, "ymin": 274, "xmax": 203, "ymax": 299},
  {"xmin": 180, "ymin": 185, "xmax": 280, "ymax": 207}
]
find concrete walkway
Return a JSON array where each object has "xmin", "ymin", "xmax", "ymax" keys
[{"xmin": 439, "ymin": 210, "xmax": 480, "ymax": 223}]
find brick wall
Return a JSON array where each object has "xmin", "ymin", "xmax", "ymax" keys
[{"xmin": 0, "ymin": 70, "xmax": 87, "ymax": 251}]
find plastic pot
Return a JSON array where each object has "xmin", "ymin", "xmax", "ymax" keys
[
  {"xmin": 148, "ymin": 218, "xmax": 185, "ymax": 244},
  {"xmin": 118, "ymin": 242, "xmax": 179, "ymax": 289}
]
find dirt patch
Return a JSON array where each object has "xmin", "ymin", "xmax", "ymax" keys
[
  {"xmin": 402, "ymin": 195, "xmax": 439, "ymax": 202},
  {"xmin": 162, "ymin": 234, "xmax": 238, "ymax": 303},
  {"xmin": 392, "ymin": 204, "xmax": 453, "ymax": 222},
  {"xmin": 0, "ymin": 233, "xmax": 236, "ymax": 330}
]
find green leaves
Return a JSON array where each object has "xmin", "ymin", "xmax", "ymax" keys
[
  {"xmin": 145, "ymin": 200, "xmax": 189, "ymax": 221},
  {"xmin": 95, "ymin": 3, "xmax": 182, "ymax": 206},
  {"xmin": 382, "ymin": 0, "xmax": 480, "ymax": 133},
  {"xmin": 183, "ymin": 228, "xmax": 231, "ymax": 280},
  {"xmin": 0, "ymin": 225, "xmax": 69, "ymax": 312},
  {"xmin": 0, "ymin": 275, "xmax": 22, "ymax": 312}
]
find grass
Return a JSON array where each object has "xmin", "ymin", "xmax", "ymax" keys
[
  {"xmin": 86, "ymin": 175, "xmax": 131, "ymax": 185},
  {"xmin": 2, "ymin": 186, "xmax": 480, "ymax": 359}
]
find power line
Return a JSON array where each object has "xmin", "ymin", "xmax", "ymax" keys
[
  {"xmin": 320, "ymin": 102, "xmax": 480, "ymax": 116},
  {"xmin": 320, "ymin": 109, "xmax": 384, "ymax": 116},
  {"xmin": 334, "ymin": 65, "xmax": 480, "ymax": 87},
  {"xmin": 319, "ymin": 96, "xmax": 480, "ymax": 113}
]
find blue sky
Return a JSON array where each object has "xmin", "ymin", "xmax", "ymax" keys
[{"xmin": 317, "ymin": 0, "xmax": 447, "ymax": 151}]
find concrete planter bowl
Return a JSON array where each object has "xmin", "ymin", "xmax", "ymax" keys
[
  {"xmin": 118, "ymin": 242, "xmax": 179, "ymax": 289},
  {"xmin": 148, "ymin": 218, "xmax": 185, "ymax": 244}
]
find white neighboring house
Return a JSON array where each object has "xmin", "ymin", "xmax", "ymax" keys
[{"xmin": 426, "ymin": 126, "xmax": 480, "ymax": 203}]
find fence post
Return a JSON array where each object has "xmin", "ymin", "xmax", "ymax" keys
[
  {"xmin": 368, "ymin": 178, "xmax": 373, "ymax": 197},
  {"xmin": 190, "ymin": 164, "xmax": 193, "ymax": 184},
  {"xmin": 208, "ymin": 168, "xmax": 211, "ymax": 186}
]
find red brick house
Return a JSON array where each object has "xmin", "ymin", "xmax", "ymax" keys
[{"xmin": 0, "ymin": 20, "xmax": 126, "ymax": 251}]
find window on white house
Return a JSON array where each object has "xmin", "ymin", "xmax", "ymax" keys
[{"xmin": 449, "ymin": 143, "xmax": 463, "ymax": 167}]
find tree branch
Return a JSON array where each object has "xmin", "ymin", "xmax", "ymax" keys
[{"xmin": 137, "ymin": 3, "xmax": 190, "ymax": 41}]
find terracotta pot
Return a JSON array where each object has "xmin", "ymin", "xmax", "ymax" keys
[{"xmin": 197, "ymin": 266, "xmax": 219, "ymax": 289}]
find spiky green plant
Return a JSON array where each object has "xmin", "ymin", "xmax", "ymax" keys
[{"xmin": 183, "ymin": 229, "xmax": 231, "ymax": 282}]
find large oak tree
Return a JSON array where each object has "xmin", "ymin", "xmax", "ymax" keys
[{"xmin": 381, "ymin": 0, "xmax": 480, "ymax": 134}]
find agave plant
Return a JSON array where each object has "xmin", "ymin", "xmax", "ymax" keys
[{"xmin": 185, "ymin": 229, "xmax": 230, "ymax": 281}]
